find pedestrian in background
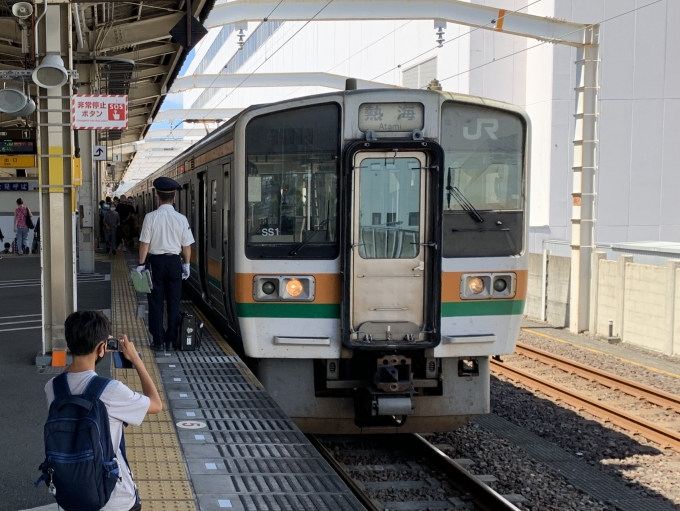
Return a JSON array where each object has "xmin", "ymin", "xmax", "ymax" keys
[
  {"xmin": 100, "ymin": 197, "xmax": 112, "ymax": 244},
  {"xmin": 136, "ymin": 177, "xmax": 194, "ymax": 351},
  {"xmin": 13, "ymin": 198, "xmax": 31, "ymax": 255},
  {"xmin": 103, "ymin": 205, "xmax": 120, "ymax": 255}
]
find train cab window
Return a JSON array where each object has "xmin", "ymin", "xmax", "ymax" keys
[
  {"xmin": 440, "ymin": 103, "xmax": 526, "ymax": 257},
  {"xmin": 210, "ymin": 179, "xmax": 217, "ymax": 249},
  {"xmin": 245, "ymin": 103, "xmax": 340, "ymax": 259}
]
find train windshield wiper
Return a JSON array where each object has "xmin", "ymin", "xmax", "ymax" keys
[
  {"xmin": 289, "ymin": 226, "xmax": 327, "ymax": 256},
  {"xmin": 446, "ymin": 168, "xmax": 484, "ymax": 223}
]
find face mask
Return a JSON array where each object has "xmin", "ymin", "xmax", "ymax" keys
[{"xmin": 95, "ymin": 343, "xmax": 105, "ymax": 365}]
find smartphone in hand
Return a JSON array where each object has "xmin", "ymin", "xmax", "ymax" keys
[{"xmin": 113, "ymin": 352, "xmax": 141, "ymax": 369}]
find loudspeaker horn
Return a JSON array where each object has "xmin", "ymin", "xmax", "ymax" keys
[
  {"xmin": 32, "ymin": 54, "xmax": 68, "ymax": 89},
  {"xmin": 12, "ymin": 2, "xmax": 33, "ymax": 19},
  {"xmin": 0, "ymin": 86, "xmax": 28, "ymax": 114}
]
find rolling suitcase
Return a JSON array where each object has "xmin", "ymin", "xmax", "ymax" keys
[{"xmin": 178, "ymin": 311, "xmax": 201, "ymax": 351}]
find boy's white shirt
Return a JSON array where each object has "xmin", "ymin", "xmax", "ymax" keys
[{"xmin": 45, "ymin": 371, "xmax": 150, "ymax": 511}]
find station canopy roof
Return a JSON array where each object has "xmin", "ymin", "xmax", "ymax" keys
[{"xmin": 0, "ymin": 0, "xmax": 215, "ymax": 187}]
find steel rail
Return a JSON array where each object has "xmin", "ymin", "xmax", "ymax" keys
[
  {"xmin": 491, "ymin": 359, "xmax": 680, "ymax": 454},
  {"xmin": 401, "ymin": 434, "xmax": 522, "ymax": 511},
  {"xmin": 308, "ymin": 435, "xmax": 381, "ymax": 511},
  {"xmin": 515, "ymin": 342, "xmax": 680, "ymax": 413},
  {"xmin": 310, "ymin": 434, "xmax": 521, "ymax": 511}
]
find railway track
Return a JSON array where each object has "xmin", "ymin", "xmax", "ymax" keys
[
  {"xmin": 309, "ymin": 434, "xmax": 522, "ymax": 511},
  {"xmin": 492, "ymin": 342, "xmax": 680, "ymax": 453}
]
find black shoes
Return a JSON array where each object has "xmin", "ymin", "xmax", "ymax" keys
[{"xmin": 150, "ymin": 344, "xmax": 164, "ymax": 352}]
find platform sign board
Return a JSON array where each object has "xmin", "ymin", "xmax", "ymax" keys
[
  {"xmin": 0, "ymin": 182, "xmax": 30, "ymax": 191},
  {"xmin": 93, "ymin": 145, "xmax": 107, "ymax": 161},
  {"xmin": 0, "ymin": 129, "xmax": 36, "ymax": 155},
  {"xmin": 0, "ymin": 155, "xmax": 36, "ymax": 168},
  {"xmin": 72, "ymin": 94, "xmax": 128, "ymax": 130}
]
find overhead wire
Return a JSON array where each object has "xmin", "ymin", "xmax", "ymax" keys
[
  {"xmin": 438, "ymin": 0, "xmax": 664, "ymax": 84},
  {"xmin": 370, "ymin": 0, "xmax": 544, "ymax": 82},
  {"xmin": 201, "ymin": 0, "xmax": 336, "ymax": 121}
]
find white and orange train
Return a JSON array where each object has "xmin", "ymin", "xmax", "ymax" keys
[{"xmin": 129, "ymin": 88, "xmax": 529, "ymax": 433}]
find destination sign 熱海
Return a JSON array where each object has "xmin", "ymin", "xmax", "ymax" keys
[{"xmin": 358, "ymin": 103, "xmax": 424, "ymax": 132}]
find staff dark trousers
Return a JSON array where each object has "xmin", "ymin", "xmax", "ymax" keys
[{"xmin": 147, "ymin": 254, "xmax": 182, "ymax": 348}]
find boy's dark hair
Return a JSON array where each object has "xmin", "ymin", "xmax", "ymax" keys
[
  {"xmin": 64, "ymin": 311, "xmax": 110, "ymax": 356},
  {"xmin": 4, "ymin": 243, "xmax": 9, "ymax": 248},
  {"xmin": 157, "ymin": 191, "xmax": 175, "ymax": 203}
]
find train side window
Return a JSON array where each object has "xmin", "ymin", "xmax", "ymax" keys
[
  {"xmin": 190, "ymin": 183, "xmax": 196, "ymax": 236},
  {"xmin": 244, "ymin": 103, "xmax": 341, "ymax": 259},
  {"xmin": 210, "ymin": 179, "xmax": 217, "ymax": 249}
]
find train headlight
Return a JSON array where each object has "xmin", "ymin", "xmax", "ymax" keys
[
  {"xmin": 285, "ymin": 279, "xmax": 303, "ymax": 297},
  {"xmin": 493, "ymin": 278, "xmax": 507, "ymax": 292},
  {"xmin": 468, "ymin": 277, "xmax": 485, "ymax": 294},
  {"xmin": 253, "ymin": 275, "xmax": 315, "ymax": 301}
]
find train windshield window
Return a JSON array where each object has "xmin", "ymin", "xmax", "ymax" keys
[
  {"xmin": 245, "ymin": 103, "xmax": 340, "ymax": 259},
  {"xmin": 440, "ymin": 103, "xmax": 525, "ymax": 257}
]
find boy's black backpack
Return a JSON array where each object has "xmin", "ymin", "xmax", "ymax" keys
[{"xmin": 36, "ymin": 373, "xmax": 121, "ymax": 511}]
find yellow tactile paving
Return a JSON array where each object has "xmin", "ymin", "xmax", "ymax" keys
[
  {"xmin": 132, "ymin": 462, "xmax": 189, "ymax": 480},
  {"xmin": 137, "ymin": 480, "xmax": 194, "ymax": 500},
  {"xmin": 109, "ymin": 253, "xmax": 196, "ymax": 507},
  {"xmin": 125, "ymin": 433, "xmax": 180, "ymax": 448},
  {"xmin": 143, "ymin": 500, "xmax": 197, "ymax": 511}
]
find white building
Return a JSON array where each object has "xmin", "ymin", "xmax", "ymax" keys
[{"xmin": 177, "ymin": 0, "xmax": 678, "ymax": 252}]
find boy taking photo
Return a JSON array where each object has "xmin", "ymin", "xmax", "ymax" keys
[{"xmin": 41, "ymin": 311, "xmax": 162, "ymax": 511}]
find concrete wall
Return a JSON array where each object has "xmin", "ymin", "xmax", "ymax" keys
[
  {"xmin": 590, "ymin": 253, "xmax": 680, "ymax": 356},
  {"xmin": 622, "ymin": 264, "xmax": 665, "ymax": 351},
  {"xmin": 525, "ymin": 253, "xmax": 543, "ymax": 319},
  {"xmin": 545, "ymin": 254, "xmax": 570, "ymax": 328},
  {"xmin": 596, "ymin": 260, "xmax": 617, "ymax": 335}
]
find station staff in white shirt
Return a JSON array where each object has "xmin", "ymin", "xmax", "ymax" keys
[{"xmin": 136, "ymin": 177, "xmax": 194, "ymax": 351}]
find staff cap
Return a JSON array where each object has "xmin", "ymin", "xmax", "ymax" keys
[{"xmin": 153, "ymin": 177, "xmax": 180, "ymax": 191}]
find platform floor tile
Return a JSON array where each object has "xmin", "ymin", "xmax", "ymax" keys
[{"xmin": 152, "ymin": 304, "xmax": 365, "ymax": 511}]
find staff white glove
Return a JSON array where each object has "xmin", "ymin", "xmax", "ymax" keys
[
  {"xmin": 135, "ymin": 265, "xmax": 146, "ymax": 276},
  {"xmin": 182, "ymin": 263, "xmax": 190, "ymax": 280}
]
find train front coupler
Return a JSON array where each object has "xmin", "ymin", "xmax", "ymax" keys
[{"xmin": 354, "ymin": 355, "xmax": 415, "ymax": 426}]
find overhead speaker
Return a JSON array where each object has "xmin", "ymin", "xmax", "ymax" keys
[
  {"xmin": 12, "ymin": 2, "xmax": 33, "ymax": 19},
  {"xmin": 14, "ymin": 98, "xmax": 36, "ymax": 117},
  {"xmin": 0, "ymin": 86, "xmax": 28, "ymax": 114},
  {"xmin": 32, "ymin": 54, "xmax": 68, "ymax": 89}
]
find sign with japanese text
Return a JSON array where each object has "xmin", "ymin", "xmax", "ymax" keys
[
  {"xmin": 0, "ymin": 155, "xmax": 36, "ymax": 168},
  {"xmin": 72, "ymin": 94, "xmax": 128, "ymax": 130},
  {"xmin": 0, "ymin": 182, "xmax": 30, "ymax": 191},
  {"xmin": 358, "ymin": 103, "xmax": 424, "ymax": 132}
]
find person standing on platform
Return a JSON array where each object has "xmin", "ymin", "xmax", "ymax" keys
[
  {"xmin": 13, "ymin": 198, "xmax": 31, "ymax": 255},
  {"xmin": 136, "ymin": 178, "xmax": 194, "ymax": 351},
  {"xmin": 103, "ymin": 205, "xmax": 120, "ymax": 255}
]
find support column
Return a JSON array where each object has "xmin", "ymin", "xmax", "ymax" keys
[
  {"xmin": 615, "ymin": 255, "xmax": 632, "ymax": 340},
  {"xmin": 37, "ymin": 0, "xmax": 76, "ymax": 363},
  {"xmin": 76, "ymin": 64, "xmax": 95, "ymax": 274},
  {"xmin": 569, "ymin": 26, "xmax": 600, "ymax": 333}
]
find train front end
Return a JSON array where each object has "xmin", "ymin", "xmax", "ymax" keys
[{"xmin": 236, "ymin": 89, "xmax": 529, "ymax": 433}]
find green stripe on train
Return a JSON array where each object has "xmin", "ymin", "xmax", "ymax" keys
[
  {"xmin": 441, "ymin": 300, "xmax": 525, "ymax": 317},
  {"xmin": 236, "ymin": 303, "xmax": 340, "ymax": 319}
]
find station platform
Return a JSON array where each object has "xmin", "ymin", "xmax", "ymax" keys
[{"xmin": 0, "ymin": 251, "xmax": 363, "ymax": 511}]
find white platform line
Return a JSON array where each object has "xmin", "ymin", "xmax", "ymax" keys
[
  {"xmin": 0, "ymin": 319, "xmax": 41, "ymax": 326},
  {"xmin": 0, "ymin": 313, "xmax": 41, "ymax": 320},
  {"xmin": 0, "ymin": 325, "xmax": 42, "ymax": 333}
]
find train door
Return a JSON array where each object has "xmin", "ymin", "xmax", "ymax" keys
[
  {"xmin": 197, "ymin": 171, "xmax": 210, "ymax": 301},
  {"xmin": 350, "ymin": 151, "xmax": 429, "ymax": 343},
  {"xmin": 221, "ymin": 161, "xmax": 236, "ymax": 326},
  {"xmin": 205, "ymin": 162, "xmax": 226, "ymax": 315}
]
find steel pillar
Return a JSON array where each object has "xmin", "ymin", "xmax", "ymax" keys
[
  {"xmin": 75, "ymin": 63, "xmax": 95, "ymax": 274},
  {"xmin": 570, "ymin": 27, "xmax": 600, "ymax": 333},
  {"xmin": 37, "ymin": 1, "xmax": 76, "ymax": 361}
]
